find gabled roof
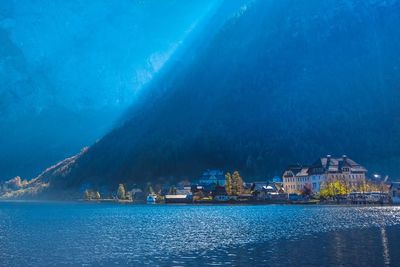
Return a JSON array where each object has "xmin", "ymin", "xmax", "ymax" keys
[
  {"xmin": 282, "ymin": 164, "xmax": 303, "ymax": 177},
  {"xmin": 310, "ymin": 155, "xmax": 367, "ymax": 173},
  {"xmin": 288, "ymin": 155, "xmax": 367, "ymax": 176},
  {"xmin": 297, "ymin": 167, "xmax": 309, "ymax": 176}
]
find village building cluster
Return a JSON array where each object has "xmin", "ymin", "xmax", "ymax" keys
[
  {"xmin": 83, "ymin": 155, "xmax": 400, "ymax": 205},
  {"xmin": 157, "ymin": 169, "xmax": 287, "ymax": 204}
]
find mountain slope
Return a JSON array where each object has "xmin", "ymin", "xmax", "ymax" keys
[
  {"xmin": 25, "ymin": 0, "xmax": 400, "ymax": 194},
  {"xmin": 0, "ymin": 0, "xmax": 219, "ymax": 180},
  {"xmin": 0, "ymin": 148, "xmax": 87, "ymax": 199}
]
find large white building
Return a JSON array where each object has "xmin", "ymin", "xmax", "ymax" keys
[{"xmin": 282, "ymin": 155, "xmax": 367, "ymax": 194}]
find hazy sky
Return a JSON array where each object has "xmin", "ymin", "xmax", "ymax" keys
[
  {"xmin": 1, "ymin": 0, "xmax": 220, "ymax": 111},
  {"xmin": 0, "ymin": 0, "xmax": 223, "ymax": 179}
]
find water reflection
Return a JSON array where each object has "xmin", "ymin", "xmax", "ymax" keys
[
  {"xmin": 164, "ymin": 226, "xmax": 400, "ymax": 267},
  {"xmin": 0, "ymin": 202, "xmax": 399, "ymax": 266},
  {"xmin": 333, "ymin": 231, "xmax": 344, "ymax": 264},
  {"xmin": 380, "ymin": 227, "xmax": 390, "ymax": 266}
]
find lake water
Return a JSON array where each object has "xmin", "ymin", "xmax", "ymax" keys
[{"xmin": 0, "ymin": 202, "xmax": 400, "ymax": 266}]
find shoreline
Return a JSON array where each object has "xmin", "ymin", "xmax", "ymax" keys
[{"xmin": 1, "ymin": 199, "xmax": 399, "ymax": 207}]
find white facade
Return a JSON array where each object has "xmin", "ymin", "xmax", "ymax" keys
[
  {"xmin": 283, "ymin": 173, "xmax": 326, "ymax": 193},
  {"xmin": 308, "ymin": 174, "xmax": 326, "ymax": 192},
  {"xmin": 282, "ymin": 155, "xmax": 367, "ymax": 194}
]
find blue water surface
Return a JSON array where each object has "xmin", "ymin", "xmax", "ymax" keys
[{"xmin": 1, "ymin": 202, "xmax": 400, "ymax": 266}]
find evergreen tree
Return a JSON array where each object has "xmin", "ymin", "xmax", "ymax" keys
[
  {"xmin": 117, "ymin": 184, "xmax": 126, "ymax": 200},
  {"xmin": 232, "ymin": 171, "xmax": 244, "ymax": 195},
  {"xmin": 225, "ymin": 172, "xmax": 233, "ymax": 195},
  {"xmin": 95, "ymin": 191, "xmax": 101, "ymax": 200}
]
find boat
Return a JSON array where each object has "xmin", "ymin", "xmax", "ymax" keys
[{"xmin": 146, "ymin": 193, "xmax": 157, "ymax": 204}]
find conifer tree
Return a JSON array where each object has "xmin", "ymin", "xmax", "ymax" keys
[
  {"xmin": 233, "ymin": 171, "xmax": 244, "ymax": 195},
  {"xmin": 225, "ymin": 172, "xmax": 233, "ymax": 195},
  {"xmin": 117, "ymin": 184, "xmax": 126, "ymax": 200}
]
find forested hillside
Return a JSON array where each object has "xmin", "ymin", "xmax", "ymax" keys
[{"xmin": 28, "ymin": 0, "xmax": 400, "ymax": 192}]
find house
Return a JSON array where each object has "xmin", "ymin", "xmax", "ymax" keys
[
  {"xmin": 310, "ymin": 155, "xmax": 367, "ymax": 191},
  {"xmin": 175, "ymin": 186, "xmax": 192, "ymax": 195},
  {"xmin": 250, "ymin": 181, "xmax": 286, "ymax": 200},
  {"xmin": 274, "ymin": 182, "xmax": 285, "ymax": 193},
  {"xmin": 390, "ymin": 182, "xmax": 400, "ymax": 204},
  {"xmin": 191, "ymin": 185, "xmax": 208, "ymax": 199},
  {"xmin": 282, "ymin": 165, "xmax": 310, "ymax": 194},
  {"xmin": 165, "ymin": 194, "xmax": 193, "ymax": 203},
  {"xmin": 191, "ymin": 185, "xmax": 205, "ymax": 193},
  {"xmin": 198, "ymin": 169, "xmax": 225, "ymax": 186},
  {"xmin": 283, "ymin": 155, "xmax": 367, "ymax": 194},
  {"xmin": 212, "ymin": 185, "xmax": 230, "ymax": 202},
  {"xmin": 245, "ymin": 181, "xmax": 268, "ymax": 192}
]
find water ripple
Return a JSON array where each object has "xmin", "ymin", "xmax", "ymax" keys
[{"xmin": 0, "ymin": 202, "xmax": 400, "ymax": 266}]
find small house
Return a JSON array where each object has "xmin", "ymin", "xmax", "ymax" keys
[{"xmin": 212, "ymin": 185, "xmax": 230, "ymax": 201}]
